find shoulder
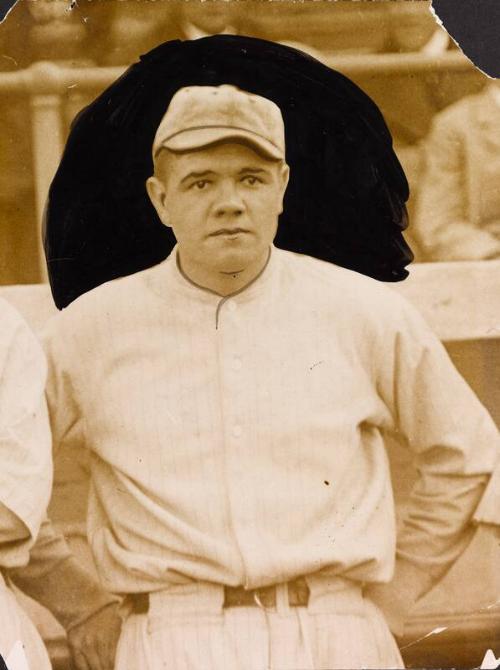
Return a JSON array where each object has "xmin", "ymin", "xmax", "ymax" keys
[
  {"xmin": 0, "ymin": 295, "xmax": 30, "ymax": 332},
  {"xmin": 276, "ymin": 249, "xmax": 430, "ymax": 338},
  {"xmin": 0, "ymin": 296, "xmax": 44, "ymax": 359},
  {"xmin": 41, "ymin": 262, "xmax": 166, "ymax": 363},
  {"xmin": 0, "ymin": 297, "xmax": 46, "ymax": 388},
  {"xmin": 431, "ymin": 91, "xmax": 486, "ymax": 132},
  {"xmin": 277, "ymin": 248, "xmax": 408, "ymax": 310},
  {"xmin": 49, "ymin": 262, "xmax": 163, "ymax": 328}
]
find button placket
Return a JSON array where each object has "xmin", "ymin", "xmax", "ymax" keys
[{"xmin": 216, "ymin": 301, "xmax": 258, "ymax": 578}]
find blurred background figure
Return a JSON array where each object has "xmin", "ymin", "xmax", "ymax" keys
[
  {"xmin": 385, "ymin": 0, "xmax": 450, "ymax": 55},
  {"xmin": 414, "ymin": 80, "xmax": 500, "ymax": 261},
  {"xmin": 94, "ymin": 1, "xmax": 260, "ymax": 66}
]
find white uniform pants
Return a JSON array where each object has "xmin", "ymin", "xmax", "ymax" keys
[
  {"xmin": 0, "ymin": 573, "xmax": 52, "ymax": 670},
  {"xmin": 115, "ymin": 575, "xmax": 404, "ymax": 670}
]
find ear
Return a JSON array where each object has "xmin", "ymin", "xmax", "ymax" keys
[
  {"xmin": 277, "ymin": 163, "xmax": 290, "ymax": 215},
  {"xmin": 146, "ymin": 175, "xmax": 171, "ymax": 228}
]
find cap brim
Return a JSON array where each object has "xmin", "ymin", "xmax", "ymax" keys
[{"xmin": 158, "ymin": 127, "xmax": 284, "ymax": 160}]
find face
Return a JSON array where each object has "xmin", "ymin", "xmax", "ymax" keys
[
  {"xmin": 180, "ymin": 2, "xmax": 235, "ymax": 33},
  {"xmin": 147, "ymin": 142, "xmax": 289, "ymax": 277}
]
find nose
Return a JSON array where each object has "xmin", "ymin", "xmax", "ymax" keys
[{"xmin": 213, "ymin": 181, "xmax": 245, "ymax": 218}]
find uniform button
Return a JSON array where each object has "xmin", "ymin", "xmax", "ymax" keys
[
  {"xmin": 231, "ymin": 358, "xmax": 242, "ymax": 371},
  {"xmin": 232, "ymin": 425, "xmax": 243, "ymax": 438}
]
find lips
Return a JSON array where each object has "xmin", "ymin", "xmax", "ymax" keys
[{"xmin": 209, "ymin": 228, "xmax": 250, "ymax": 237}]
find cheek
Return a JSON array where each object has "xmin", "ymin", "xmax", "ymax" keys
[
  {"xmin": 169, "ymin": 196, "xmax": 205, "ymax": 226},
  {"xmin": 252, "ymin": 191, "xmax": 283, "ymax": 218},
  {"xmin": 169, "ymin": 200, "xmax": 209, "ymax": 244}
]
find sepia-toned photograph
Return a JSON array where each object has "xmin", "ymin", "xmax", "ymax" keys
[{"xmin": 0, "ymin": 1, "xmax": 499, "ymax": 669}]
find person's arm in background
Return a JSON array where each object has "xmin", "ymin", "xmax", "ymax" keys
[
  {"xmin": 0, "ymin": 504, "xmax": 31, "ymax": 545},
  {"xmin": 6, "ymin": 308, "xmax": 122, "ymax": 670},
  {"xmin": 365, "ymin": 294, "xmax": 500, "ymax": 636},
  {"xmin": 413, "ymin": 107, "xmax": 500, "ymax": 261},
  {"xmin": 472, "ymin": 459, "xmax": 500, "ymax": 527},
  {"xmin": 468, "ymin": 458, "xmax": 500, "ymax": 564},
  {"xmin": 0, "ymin": 298, "xmax": 52, "ymax": 567},
  {"xmin": 8, "ymin": 517, "xmax": 122, "ymax": 670}
]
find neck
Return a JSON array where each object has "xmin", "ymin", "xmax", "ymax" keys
[{"xmin": 177, "ymin": 248, "xmax": 271, "ymax": 297}]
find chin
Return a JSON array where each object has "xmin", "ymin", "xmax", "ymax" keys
[{"xmin": 216, "ymin": 246, "xmax": 259, "ymax": 273}]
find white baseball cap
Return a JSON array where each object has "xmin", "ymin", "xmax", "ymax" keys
[{"xmin": 152, "ymin": 85, "xmax": 285, "ymax": 161}]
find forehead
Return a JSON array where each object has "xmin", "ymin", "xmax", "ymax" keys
[{"xmin": 156, "ymin": 142, "xmax": 279, "ymax": 179}]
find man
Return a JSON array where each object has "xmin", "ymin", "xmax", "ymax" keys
[
  {"xmin": 414, "ymin": 80, "xmax": 500, "ymax": 261},
  {"xmin": 0, "ymin": 298, "xmax": 52, "ymax": 668},
  {"xmin": 41, "ymin": 85, "xmax": 499, "ymax": 669}
]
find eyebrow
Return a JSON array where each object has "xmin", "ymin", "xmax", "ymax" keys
[
  {"xmin": 179, "ymin": 166, "xmax": 269, "ymax": 185},
  {"xmin": 180, "ymin": 170, "xmax": 216, "ymax": 185},
  {"xmin": 237, "ymin": 167, "xmax": 267, "ymax": 175}
]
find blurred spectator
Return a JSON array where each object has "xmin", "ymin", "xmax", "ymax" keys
[
  {"xmin": 171, "ymin": 1, "xmax": 248, "ymax": 40},
  {"xmin": 28, "ymin": 0, "xmax": 86, "ymax": 62},
  {"xmin": 386, "ymin": 1, "xmax": 448, "ymax": 54},
  {"xmin": 89, "ymin": 1, "xmax": 390, "ymax": 67},
  {"xmin": 96, "ymin": 1, "xmax": 261, "ymax": 66},
  {"xmin": 414, "ymin": 81, "xmax": 500, "ymax": 261}
]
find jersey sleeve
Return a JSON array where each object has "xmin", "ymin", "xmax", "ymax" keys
[
  {"xmin": 374, "ymin": 292, "xmax": 499, "ymax": 598},
  {"xmin": 41, "ymin": 311, "xmax": 86, "ymax": 459},
  {"xmin": 0, "ymin": 299, "xmax": 52, "ymax": 566}
]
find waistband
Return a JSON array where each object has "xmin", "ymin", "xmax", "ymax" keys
[{"xmin": 126, "ymin": 573, "xmax": 363, "ymax": 618}]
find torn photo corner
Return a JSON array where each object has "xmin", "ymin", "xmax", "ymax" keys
[{"xmin": 431, "ymin": 0, "xmax": 500, "ymax": 79}]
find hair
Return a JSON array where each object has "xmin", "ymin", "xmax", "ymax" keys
[{"xmin": 153, "ymin": 140, "xmax": 286, "ymax": 180}]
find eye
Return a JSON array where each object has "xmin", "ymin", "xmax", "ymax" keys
[
  {"xmin": 191, "ymin": 180, "xmax": 210, "ymax": 190},
  {"xmin": 241, "ymin": 175, "xmax": 262, "ymax": 186}
]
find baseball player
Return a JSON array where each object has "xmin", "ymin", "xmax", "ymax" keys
[{"xmin": 39, "ymin": 84, "xmax": 499, "ymax": 669}]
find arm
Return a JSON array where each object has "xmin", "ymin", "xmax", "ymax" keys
[
  {"xmin": 8, "ymin": 516, "xmax": 122, "ymax": 670},
  {"xmin": 472, "ymin": 458, "xmax": 500, "ymax": 527},
  {"xmin": 413, "ymin": 111, "xmax": 500, "ymax": 261},
  {"xmin": 2, "ymin": 306, "xmax": 115, "ymax": 624},
  {"xmin": 0, "ymin": 503, "xmax": 30, "ymax": 545},
  {"xmin": 366, "ymin": 297, "xmax": 500, "ymax": 633},
  {"xmin": 0, "ymin": 299, "xmax": 52, "ymax": 565},
  {"xmin": 9, "ymin": 312, "xmax": 122, "ymax": 669},
  {"xmin": 7, "ymin": 517, "xmax": 118, "ymax": 631}
]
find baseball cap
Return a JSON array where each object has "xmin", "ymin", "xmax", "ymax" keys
[{"xmin": 152, "ymin": 85, "xmax": 285, "ymax": 161}]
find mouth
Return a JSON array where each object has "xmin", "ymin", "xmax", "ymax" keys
[{"xmin": 209, "ymin": 228, "xmax": 250, "ymax": 239}]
